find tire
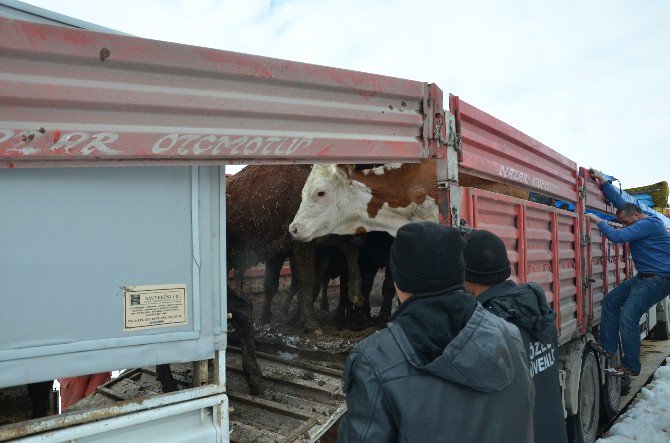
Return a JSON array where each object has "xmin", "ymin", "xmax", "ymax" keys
[
  {"xmin": 650, "ymin": 321, "xmax": 670, "ymax": 340},
  {"xmin": 650, "ymin": 300, "xmax": 670, "ymax": 340},
  {"xmin": 600, "ymin": 350, "xmax": 622, "ymax": 421},
  {"xmin": 567, "ymin": 350, "xmax": 600, "ymax": 443}
]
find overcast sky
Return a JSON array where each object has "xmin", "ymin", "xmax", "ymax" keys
[{"xmin": 23, "ymin": 0, "xmax": 670, "ymax": 189}]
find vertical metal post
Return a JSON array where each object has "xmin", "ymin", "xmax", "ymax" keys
[
  {"xmin": 587, "ymin": 220, "xmax": 595, "ymax": 324},
  {"xmin": 573, "ymin": 212, "xmax": 584, "ymax": 335},
  {"xmin": 614, "ymin": 244, "xmax": 621, "ymax": 285},
  {"xmin": 551, "ymin": 212, "xmax": 561, "ymax": 336},
  {"xmin": 602, "ymin": 236, "xmax": 609, "ymax": 300},
  {"xmin": 577, "ymin": 172, "xmax": 589, "ymax": 333},
  {"xmin": 193, "ymin": 360, "xmax": 209, "ymax": 387},
  {"xmin": 517, "ymin": 204, "xmax": 527, "ymax": 284},
  {"xmin": 217, "ymin": 166, "xmax": 227, "ymax": 389}
]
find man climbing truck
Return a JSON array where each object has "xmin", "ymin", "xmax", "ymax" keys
[{"xmin": 587, "ymin": 169, "xmax": 670, "ymax": 377}]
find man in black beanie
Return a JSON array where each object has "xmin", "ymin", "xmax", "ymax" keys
[
  {"xmin": 464, "ymin": 229, "xmax": 568, "ymax": 443},
  {"xmin": 339, "ymin": 222, "xmax": 534, "ymax": 442}
]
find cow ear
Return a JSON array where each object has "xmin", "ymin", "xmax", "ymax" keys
[{"xmin": 333, "ymin": 164, "xmax": 353, "ymax": 182}]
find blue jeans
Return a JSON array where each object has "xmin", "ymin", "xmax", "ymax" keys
[{"xmin": 600, "ymin": 275, "xmax": 670, "ymax": 372}]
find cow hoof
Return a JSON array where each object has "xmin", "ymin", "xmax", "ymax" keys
[
  {"xmin": 248, "ymin": 378, "xmax": 266, "ymax": 396},
  {"xmin": 303, "ymin": 321, "xmax": 323, "ymax": 336},
  {"xmin": 351, "ymin": 297, "xmax": 365, "ymax": 309}
]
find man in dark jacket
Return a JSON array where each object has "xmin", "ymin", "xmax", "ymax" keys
[
  {"xmin": 586, "ymin": 169, "xmax": 670, "ymax": 377},
  {"xmin": 463, "ymin": 229, "xmax": 568, "ymax": 443},
  {"xmin": 338, "ymin": 222, "xmax": 534, "ymax": 442}
]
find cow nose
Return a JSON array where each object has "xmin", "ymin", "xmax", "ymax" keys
[{"xmin": 289, "ymin": 223, "xmax": 302, "ymax": 239}]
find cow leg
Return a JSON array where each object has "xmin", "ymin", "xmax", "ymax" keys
[
  {"xmin": 334, "ymin": 272, "xmax": 349, "ymax": 326},
  {"xmin": 235, "ymin": 268, "xmax": 247, "ymax": 298},
  {"xmin": 337, "ymin": 241, "xmax": 365, "ymax": 309},
  {"xmin": 379, "ymin": 267, "xmax": 396, "ymax": 322},
  {"xmin": 280, "ymin": 257, "xmax": 299, "ymax": 321},
  {"xmin": 314, "ymin": 249, "xmax": 331, "ymax": 312},
  {"xmin": 228, "ymin": 287, "xmax": 265, "ymax": 395},
  {"xmin": 260, "ymin": 258, "xmax": 283, "ymax": 325},
  {"xmin": 293, "ymin": 242, "xmax": 321, "ymax": 333},
  {"xmin": 320, "ymin": 274, "xmax": 331, "ymax": 312},
  {"xmin": 360, "ymin": 266, "xmax": 377, "ymax": 319},
  {"xmin": 156, "ymin": 364, "xmax": 178, "ymax": 393},
  {"xmin": 27, "ymin": 381, "xmax": 53, "ymax": 418}
]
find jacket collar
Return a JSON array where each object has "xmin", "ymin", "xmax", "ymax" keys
[
  {"xmin": 389, "ymin": 283, "xmax": 466, "ymax": 322},
  {"xmin": 475, "ymin": 280, "xmax": 516, "ymax": 306}
]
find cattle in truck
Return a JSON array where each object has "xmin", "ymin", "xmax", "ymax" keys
[
  {"xmin": 288, "ymin": 158, "xmax": 535, "ymax": 242},
  {"xmin": 226, "ymin": 164, "xmax": 397, "ymax": 331}
]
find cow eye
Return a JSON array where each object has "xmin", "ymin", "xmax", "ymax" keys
[{"xmin": 317, "ymin": 191, "xmax": 326, "ymax": 197}]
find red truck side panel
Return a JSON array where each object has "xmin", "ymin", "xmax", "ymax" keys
[
  {"xmin": 450, "ymin": 95, "xmax": 579, "ymax": 202},
  {"xmin": 0, "ymin": 17, "xmax": 436, "ymax": 168},
  {"xmin": 461, "ymin": 188, "xmax": 583, "ymax": 344}
]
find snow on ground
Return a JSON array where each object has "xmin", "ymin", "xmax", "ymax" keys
[{"xmin": 597, "ymin": 358, "xmax": 670, "ymax": 442}]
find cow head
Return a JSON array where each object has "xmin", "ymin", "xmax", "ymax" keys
[
  {"xmin": 289, "ymin": 160, "xmax": 439, "ymax": 242},
  {"xmin": 288, "ymin": 164, "xmax": 363, "ymax": 241}
]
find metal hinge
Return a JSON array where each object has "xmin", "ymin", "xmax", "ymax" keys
[
  {"xmin": 580, "ymin": 233, "xmax": 591, "ymax": 246},
  {"xmin": 434, "ymin": 113, "xmax": 461, "ymax": 153},
  {"xmin": 578, "ymin": 184, "xmax": 587, "ymax": 198},
  {"xmin": 582, "ymin": 275, "xmax": 596, "ymax": 287}
]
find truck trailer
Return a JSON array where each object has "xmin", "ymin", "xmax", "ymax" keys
[{"xmin": 0, "ymin": 8, "xmax": 668, "ymax": 443}]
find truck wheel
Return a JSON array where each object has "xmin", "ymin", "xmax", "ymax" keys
[
  {"xmin": 650, "ymin": 321, "xmax": 670, "ymax": 340},
  {"xmin": 567, "ymin": 350, "xmax": 600, "ymax": 443},
  {"xmin": 600, "ymin": 350, "xmax": 622, "ymax": 421},
  {"xmin": 650, "ymin": 308, "xmax": 670, "ymax": 340}
]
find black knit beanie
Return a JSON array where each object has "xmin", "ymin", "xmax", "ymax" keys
[
  {"xmin": 389, "ymin": 222, "xmax": 465, "ymax": 294},
  {"xmin": 463, "ymin": 230, "xmax": 511, "ymax": 284}
]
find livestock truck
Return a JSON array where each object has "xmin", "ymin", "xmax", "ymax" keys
[{"xmin": 1, "ymin": 6, "xmax": 669, "ymax": 443}]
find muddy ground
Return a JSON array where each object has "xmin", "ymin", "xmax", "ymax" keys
[{"xmin": 244, "ymin": 270, "xmax": 396, "ymax": 358}]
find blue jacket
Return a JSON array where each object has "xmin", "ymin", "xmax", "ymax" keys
[{"xmin": 598, "ymin": 182, "xmax": 670, "ymax": 276}]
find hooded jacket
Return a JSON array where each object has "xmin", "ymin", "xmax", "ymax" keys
[
  {"xmin": 338, "ymin": 288, "xmax": 534, "ymax": 442},
  {"xmin": 477, "ymin": 280, "xmax": 568, "ymax": 443}
]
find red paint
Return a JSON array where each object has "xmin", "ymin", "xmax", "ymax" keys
[
  {"xmin": 452, "ymin": 97, "xmax": 578, "ymax": 202},
  {"xmin": 54, "ymin": 130, "xmax": 61, "ymax": 143},
  {"xmin": 16, "ymin": 21, "xmax": 48, "ymax": 48},
  {"xmin": 458, "ymin": 187, "xmax": 583, "ymax": 340},
  {"xmin": 59, "ymin": 28, "xmax": 94, "ymax": 47},
  {"xmin": 318, "ymin": 146, "xmax": 332, "ymax": 155}
]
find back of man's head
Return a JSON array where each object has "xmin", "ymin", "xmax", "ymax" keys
[
  {"xmin": 390, "ymin": 221, "xmax": 466, "ymax": 294},
  {"xmin": 463, "ymin": 230, "xmax": 511, "ymax": 285}
]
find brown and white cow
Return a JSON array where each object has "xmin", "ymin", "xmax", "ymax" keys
[
  {"xmin": 289, "ymin": 159, "xmax": 440, "ymax": 242},
  {"xmin": 288, "ymin": 158, "xmax": 533, "ymax": 241}
]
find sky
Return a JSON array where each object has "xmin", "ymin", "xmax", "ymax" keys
[{"xmin": 21, "ymin": 0, "xmax": 670, "ymax": 189}]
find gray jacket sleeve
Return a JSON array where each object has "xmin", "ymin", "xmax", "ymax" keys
[{"xmin": 338, "ymin": 349, "xmax": 397, "ymax": 442}]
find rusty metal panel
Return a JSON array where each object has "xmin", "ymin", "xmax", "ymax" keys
[
  {"xmin": 451, "ymin": 95, "xmax": 579, "ymax": 202},
  {"xmin": 460, "ymin": 188, "xmax": 581, "ymax": 343},
  {"xmin": 463, "ymin": 188, "xmax": 524, "ymax": 283},
  {"xmin": 0, "ymin": 17, "xmax": 432, "ymax": 168},
  {"xmin": 555, "ymin": 210, "xmax": 582, "ymax": 341},
  {"xmin": 588, "ymin": 220, "xmax": 606, "ymax": 325}
]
